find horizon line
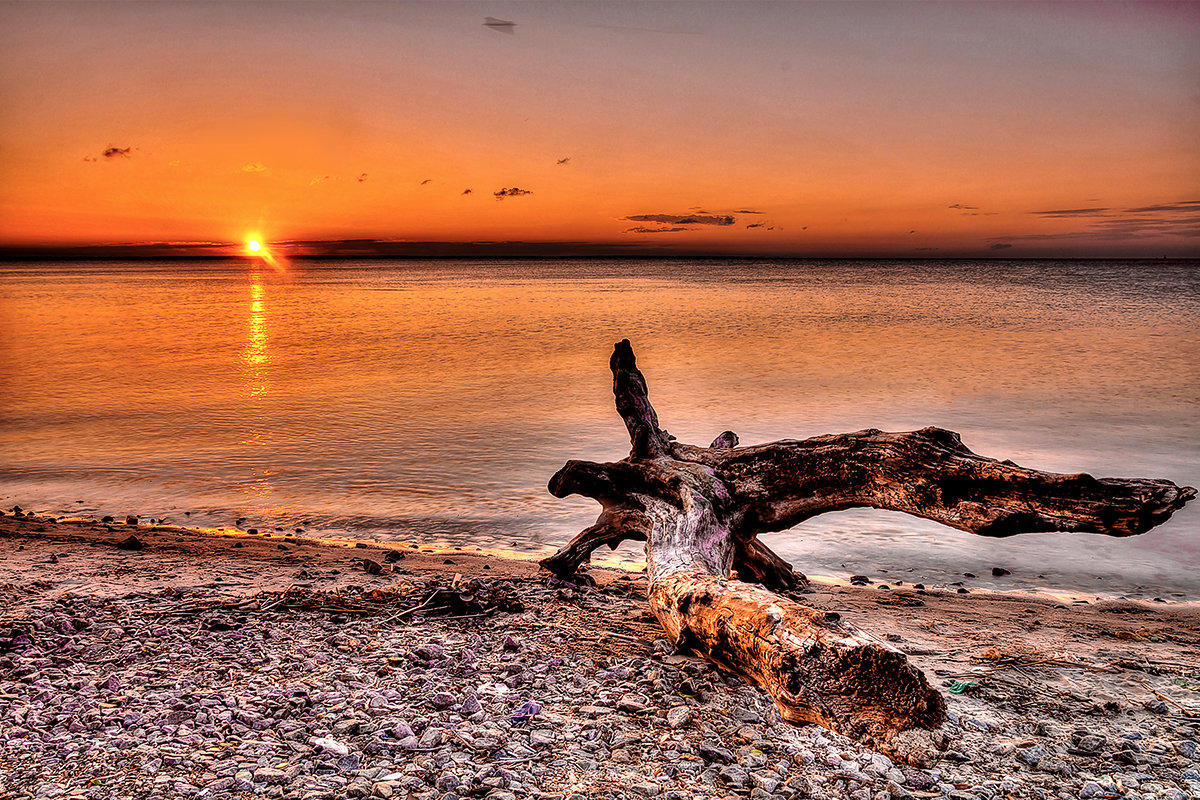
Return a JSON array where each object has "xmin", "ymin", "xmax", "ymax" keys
[{"xmin": 1, "ymin": 239, "xmax": 1196, "ymax": 262}]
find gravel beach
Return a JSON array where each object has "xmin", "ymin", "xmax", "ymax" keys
[{"xmin": 2, "ymin": 513, "xmax": 1198, "ymax": 800}]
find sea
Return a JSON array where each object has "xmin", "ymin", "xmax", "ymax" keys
[{"xmin": 1, "ymin": 258, "xmax": 1197, "ymax": 598}]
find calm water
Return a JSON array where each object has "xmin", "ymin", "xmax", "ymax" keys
[{"xmin": 2, "ymin": 259, "xmax": 1197, "ymax": 597}]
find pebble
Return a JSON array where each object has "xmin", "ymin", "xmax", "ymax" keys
[
  {"xmin": 429, "ymin": 691, "xmax": 456, "ymax": 709},
  {"xmin": 698, "ymin": 742, "xmax": 734, "ymax": 764},
  {"xmin": 666, "ymin": 707, "xmax": 691, "ymax": 729},
  {"xmin": 618, "ymin": 693, "xmax": 648, "ymax": 713},
  {"xmin": 254, "ymin": 767, "xmax": 288, "ymax": 785},
  {"xmin": 0, "ymin": 571, "xmax": 1194, "ymax": 800}
]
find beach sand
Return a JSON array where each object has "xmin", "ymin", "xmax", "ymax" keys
[{"xmin": 2, "ymin": 512, "xmax": 1198, "ymax": 800}]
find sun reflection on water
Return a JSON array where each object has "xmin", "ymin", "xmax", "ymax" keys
[
  {"xmin": 242, "ymin": 278, "xmax": 268, "ymax": 396},
  {"xmin": 239, "ymin": 275, "xmax": 277, "ymax": 505}
]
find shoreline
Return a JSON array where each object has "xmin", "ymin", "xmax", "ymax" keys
[
  {"xmin": 5, "ymin": 501, "xmax": 1191, "ymax": 606},
  {"xmin": 2, "ymin": 513, "xmax": 1200, "ymax": 800}
]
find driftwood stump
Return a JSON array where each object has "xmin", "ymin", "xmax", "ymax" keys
[{"xmin": 542, "ymin": 340, "xmax": 1195, "ymax": 765}]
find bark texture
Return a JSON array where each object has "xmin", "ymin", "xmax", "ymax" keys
[{"xmin": 543, "ymin": 340, "xmax": 1195, "ymax": 764}]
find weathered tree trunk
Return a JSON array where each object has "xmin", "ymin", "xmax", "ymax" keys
[{"xmin": 543, "ymin": 340, "xmax": 1195, "ymax": 765}]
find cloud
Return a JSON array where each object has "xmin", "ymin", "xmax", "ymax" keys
[
  {"xmin": 241, "ymin": 162, "xmax": 267, "ymax": 173},
  {"xmin": 309, "ymin": 175, "xmax": 331, "ymax": 186},
  {"xmin": 1032, "ymin": 207, "xmax": 1110, "ymax": 217},
  {"xmin": 948, "ymin": 203, "xmax": 978, "ymax": 210},
  {"xmin": 1086, "ymin": 217, "xmax": 1200, "ymax": 238},
  {"xmin": 1005, "ymin": 199, "xmax": 1200, "ymax": 242},
  {"xmin": 735, "ymin": 209, "xmax": 764, "ymax": 214},
  {"xmin": 462, "ymin": 189, "xmax": 473, "ymax": 195},
  {"xmin": 420, "ymin": 179, "xmax": 432, "ymax": 185},
  {"xmin": 746, "ymin": 222, "xmax": 765, "ymax": 229},
  {"xmin": 103, "ymin": 147, "xmax": 132, "ymax": 159},
  {"xmin": 556, "ymin": 157, "xmax": 570, "ymax": 166},
  {"xmin": 626, "ymin": 226, "xmax": 689, "ymax": 234},
  {"xmin": 494, "ymin": 187, "xmax": 532, "ymax": 198},
  {"xmin": 484, "ymin": 16, "xmax": 515, "ymax": 33},
  {"xmin": 357, "ymin": 173, "xmax": 368, "ymax": 182},
  {"xmin": 624, "ymin": 213, "xmax": 735, "ymax": 226},
  {"xmin": 82, "ymin": 156, "xmax": 97, "ymax": 162},
  {"xmin": 1032, "ymin": 200, "xmax": 1200, "ymax": 218},
  {"xmin": 989, "ymin": 243, "xmax": 1013, "ymax": 250},
  {"xmin": 1124, "ymin": 200, "xmax": 1200, "ymax": 214}
]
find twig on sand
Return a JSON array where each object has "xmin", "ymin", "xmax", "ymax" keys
[
  {"xmin": 1138, "ymin": 680, "xmax": 1200, "ymax": 718},
  {"xmin": 390, "ymin": 590, "xmax": 442, "ymax": 621}
]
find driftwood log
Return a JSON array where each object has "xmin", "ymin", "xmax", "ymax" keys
[{"xmin": 542, "ymin": 340, "xmax": 1195, "ymax": 766}]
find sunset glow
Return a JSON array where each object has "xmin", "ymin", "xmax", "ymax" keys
[
  {"xmin": 246, "ymin": 239, "xmax": 262, "ymax": 254},
  {"xmin": 0, "ymin": 2, "xmax": 1197, "ymax": 257}
]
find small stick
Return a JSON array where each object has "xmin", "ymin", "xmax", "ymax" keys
[
  {"xmin": 391, "ymin": 590, "xmax": 442, "ymax": 621},
  {"xmin": 1139, "ymin": 680, "xmax": 1200, "ymax": 717}
]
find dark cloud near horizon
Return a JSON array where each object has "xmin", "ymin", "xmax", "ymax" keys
[
  {"xmin": 990, "ymin": 243, "xmax": 1013, "ymax": 250},
  {"xmin": 1085, "ymin": 217, "xmax": 1200, "ymax": 237},
  {"xmin": 357, "ymin": 173, "xmax": 368, "ymax": 182},
  {"xmin": 103, "ymin": 147, "xmax": 131, "ymax": 159},
  {"xmin": 484, "ymin": 17, "xmax": 515, "ymax": 33},
  {"xmin": 746, "ymin": 222, "xmax": 765, "ymax": 229},
  {"xmin": 627, "ymin": 226, "xmax": 689, "ymax": 234},
  {"xmin": 1034, "ymin": 200, "xmax": 1200, "ymax": 218},
  {"xmin": 462, "ymin": 188, "xmax": 473, "ymax": 195},
  {"xmin": 556, "ymin": 157, "xmax": 570, "ymax": 166},
  {"xmin": 1125, "ymin": 200, "xmax": 1200, "ymax": 214},
  {"xmin": 736, "ymin": 209, "xmax": 764, "ymax": 214},
  {"xmin": 948, "ymin": 203, "xmax": 978, "ymax": 210},
  {"xmin": 1010, "ymin": 198, "xmax": 1200, "ymax": 242},
  {"xmin": 420, "ymin": 179, "xmax": 432, "ymax": 185},
  {"xmin": 494, "ymin": 187, "xmax": 532, "ymax": 198},
  {"xmin": 625, "ymin": 213, "xmax": 735, "ymax": 226}
]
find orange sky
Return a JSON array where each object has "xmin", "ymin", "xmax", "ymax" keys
[{"xmin": 1, "ymin": 1, "xmax": 1197, "ymax": 257}]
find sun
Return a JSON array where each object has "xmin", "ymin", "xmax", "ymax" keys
[{"xmin": 242, "ymin": 235, "xmax": 286, "ymax": 273}]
